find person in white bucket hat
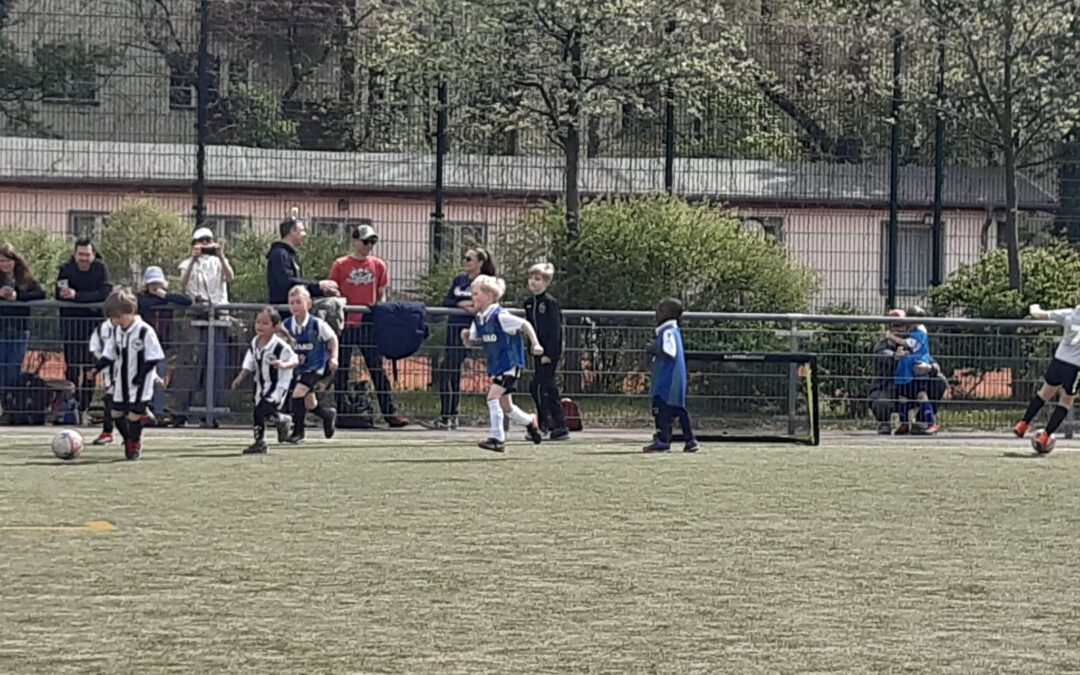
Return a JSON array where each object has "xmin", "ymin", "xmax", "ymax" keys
[{"xmin": 137, "ymin": 265, "xmax": 192, "ymax": 422}]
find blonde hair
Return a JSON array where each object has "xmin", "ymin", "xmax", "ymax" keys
[
  {"xmin": 288, "ymin": 285, "xmax": 311, "ymax": 301},
  {"xmin": 103, "ymin": 288, "xmax": 138, "ymax": 318},
  {"xmin": 528, "ymin": 262, "xmax": 555, "ymax": 281},
  {"xmin": 471, "ymin": 275, "xmax": 506, "ymax": 301}
]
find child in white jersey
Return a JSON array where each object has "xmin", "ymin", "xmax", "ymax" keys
[
  {"xmin": 1015, "ymin": 302, "xmax": 1080, "ymax": 453},
  {"xmin": 231, "ymin": 307, "xmax": 299, "ymax": 454}
]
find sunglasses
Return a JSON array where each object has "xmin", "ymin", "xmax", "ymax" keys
[
  {"xmin": 360, "ymin": 238, "xmax": 377, "ymax": 245},
  {"xmin": 196, "ymin": 237, "xmax": 213, "ymax": 243}
]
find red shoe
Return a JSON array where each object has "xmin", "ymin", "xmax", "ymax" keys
[
  {"xmin": 1032, "ymin": 431, "xmax": 1056, "ymax": 455},
  {"xmin": 386, "ymin": 416, "xmax": 410, "ymax": 428},
  {"xmin": 895, "ymin": 423, "xmax": 910, "ymax": 435},
  {"xmin": 92, "ymin": 432, "xmax": 113, "ymax": 446},
  {"xmin": 1012, "ymin": 421, "xmax": 1029, "ymax": 438},
  {"xmin": 925, "ymin": 424, "xmax": 940, "ymax": 435},
  {"xmin": 124, "ymin": 441, "xmax": 142, "ymax": 461}
]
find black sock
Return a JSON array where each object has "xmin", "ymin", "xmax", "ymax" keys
[
  {"xmin": 313, "ymin": 404, "xmax": 332, "ymax": 422},
  {"xmin": 1023, "ymin": 394, "xmax": 1047, "ymax": 424},
  {"xmin": 291, "ymin": 398, "xmax": 306, "ymax": 436},
  {"xmin": 114, "ymin": 416, "xmax": 130, "ymax": 441},
  {"xmin": 1046, "ymin": 405, "xmax": 1070, "ymax": 435},
  {"xmin": 102, "ymin": 398, "xmax": 114, "ymax": 433},
  {"xmin": 129, "ymin": 420, "xmax": 143, "ymax": 443}
]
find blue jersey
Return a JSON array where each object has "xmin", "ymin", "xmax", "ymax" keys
[
  {"xmin": 895, "ymin": 325, "xmax": 932, "ymax": 385},
  {"xmin": 284, "ymin": 314, "xmax": 333, "ymax": 374},
  {"xmin": 650, "ymin": 321, "xmax": 687, "ymax": 407},
  {"xmin": 472, "ymin": 305, "xmax": 526, "ymax": 376}
]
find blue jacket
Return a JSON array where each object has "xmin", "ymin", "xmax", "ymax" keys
[{"xmin": 649, "ymin": 320, "xmax": 688, "ymax": 407}]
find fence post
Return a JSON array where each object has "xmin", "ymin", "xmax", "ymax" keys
[
  {"xmin": 663, "ymin": 20, "xmax": 676, "ymax": 194},
  {"xmin": 431, "ymin": 79, "xmax": 449, "ymax": 263},
  {"xmin": 204, "ymin": 304, "xmax": 217, "ymax": 427},
  {"xmin": 886, "ymin": 30, "xmax": 904, "ymax": 311},
  {"xmin": 931, "ymin": 30, "xmax": 946, "ymax": 287},
  {"xmin": 193, "ymin": 0, "xmax": 210, "ymax": 229},
  {"xmin": 787, "ymin": 318, "xmax": 800, "ymax": 436}
]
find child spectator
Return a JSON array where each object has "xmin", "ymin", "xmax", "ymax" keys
[
  {"xmin": 644, "ymin": 298, "xmax": 699, "ymax": 453},
  {"xmin": 886, "ymin": 306, "xmax": 938, "ymax": 435},
  {"xmin": 137, "ymin": 266, "xmax": 192, "ymax": 419},
  {"xmin": 283, "ymin": 285, "xmax": 339, "ymax": 443},
  {"xmin": 91, "ymin": 289, "xmax": 164, "ymax": 461},
  {"xmin": 460, "ymin": 275, "xmax": 544, "ymax": 452},
  {"xmin": 231, "ymin": 307, "xmax": 298, "ymax": 454},
  {"xmin": 524, "ymin": 262, "xmax": 570, "ymax": 440}
]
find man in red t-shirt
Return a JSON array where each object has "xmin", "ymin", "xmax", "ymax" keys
[{"xmin": 329, "ymin": 225, "xmax": 409, "ymax": 427}]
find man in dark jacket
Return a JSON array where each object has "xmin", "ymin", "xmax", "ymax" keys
[
  {"xmin": 266, "ymin": 214, "xmax": 338, "ymax": 305},
  {"xmin": 56, "ymin": 238, "xmax": 112, "ymax": 415}
]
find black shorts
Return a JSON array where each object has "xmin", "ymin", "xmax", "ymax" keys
[
  {"xmin": 111, "ymin": 401, "xmax": 149, "ymax": 416},
  {"xmin": 296, "ymin": 371, "xmax": 329, "ymax": 390},
  {"xmin": 1044, "ymin": 358, "xmax": 1080, "ymax": 395},
  {"xmin": 491, "ymin": 369, "xmax": 520, "ymax": 394},
  {"xmin": 896, "ymin": 380, "xmax": 928, "ymax": 400}
]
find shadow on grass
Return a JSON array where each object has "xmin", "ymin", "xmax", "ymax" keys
[
  {"xmin": 1001, "ymin": 451, "xmax": 1046, "ymax": 460},
  {"xmin": 12, "ymin": 457, "xmax": 154, "ymax": 466},
  {"xmin": 375, "ymin": 457, "xmax": 531, "ymax": 464},
  {"xmin": 576, "ymin": 450, "xmax": 647, "ymax": 456},
  {"xmin": 174, "ymin": 452, "xmax": 247, "ymax": 459}
]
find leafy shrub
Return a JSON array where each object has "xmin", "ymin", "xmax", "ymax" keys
[
  {"xmin": 98, "ymin": 200, "xmax": 191, "ymax": 289},
  {"xmin": 227, "ymin": 230, "xmax": 347, "ymax": 304}
]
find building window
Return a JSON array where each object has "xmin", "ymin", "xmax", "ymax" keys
[
  {"xmin": 67, "ymin": 211, "xmax": 109, "ymax": 240},
  {"xmin": 168, "ymin": 54, "xmax": 221, "ymax": 110},
  {"xmin": 204, "ymin": 215, "xmax": 250, "ymax": 241},
  {"xmin": 310, "ymin": 217, "xmax": 374, "ymax": 238},
  {"xmin": 881, "ymin": 221, "xmax": 936, "ymax": 295},
  {"xmin": 435, "ymin": 221, "xmax": 488, "ymax": 257},
  {"xmin": 39, "ymin": 44, "xmax": 100, "ymax": 105},
  {"xmin": 738, "ymin": 216, "xmax": 784, "ymax": 243}
]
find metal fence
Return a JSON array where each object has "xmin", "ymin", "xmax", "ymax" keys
[
  {"xmin": 0, "ymin": 3, "xmax": 1076, "ymax": 313},
  {"xmin": 0, "ymin": 301, "xmax": 1069, "ymax": 434}
]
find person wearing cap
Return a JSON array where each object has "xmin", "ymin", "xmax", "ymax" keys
[
  {"xmin": 175, "ymin": 228, "xmax": 234, "ymax": 428},
  {"xmin": 266, "ymin": 213, "xmax": 339, "ymax": 305},
  {"xmin": 328, "ymin": 224, "xmax": 409, "ymax": 428},
  {"xmin": 137, "ymin": 266, "xmax": 192, "ymax": 418}
]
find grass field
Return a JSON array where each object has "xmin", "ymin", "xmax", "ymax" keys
[{"xmin": 2, "ymin": 427, "xmax": 1080, "ymax": 673}]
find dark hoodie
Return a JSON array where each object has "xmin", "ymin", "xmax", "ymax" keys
[
  {"xmin": 524, "ymin": 291, "xmax": 563, "ymax": 361},
  {"xmin": 56, "ymin": 254, "xmax": 112, "ymax": 340},
  {"xmin": 0, "ymin": 278, "xmax": 46, "ymax": 333},
  {"xmin": 266, "ymin": 240, "xmax": 324, "ymax": 305}
]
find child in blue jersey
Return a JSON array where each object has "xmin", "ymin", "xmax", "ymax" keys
[
  {"xmin": 283, "ymin": 286, "xmax": 339, "ymax": 443},
  {"xmin": 460, "ymin": 275, "xmax": 545, "ymax": 452},
  {"xmin": 644, "ymin": 298, "xmax": 699, "ymax": 453},
  {"xmin": 886, "ymin": 305, "xmax": 938, "ymax": 435}
]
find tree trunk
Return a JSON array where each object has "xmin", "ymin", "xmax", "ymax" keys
[{"xmin": 564, "ymin": 123, "xmax": 582, "ymax": 243}]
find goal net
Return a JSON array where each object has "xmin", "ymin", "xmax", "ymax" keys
[{"xmin": 675, "ymin": 352, "xmax": 820, "ymax": 446}]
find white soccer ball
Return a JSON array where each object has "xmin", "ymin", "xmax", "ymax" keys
[
  {"xmin": 52, "ymin": 430, "xmax": 84, "ymax": 461},
  {"xmin": 1032, "ymin": 429, "xmax": 1057, "ymax": 455}
]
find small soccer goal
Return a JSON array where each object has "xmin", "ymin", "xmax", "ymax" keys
[{"xmin": 675, "ymin": 352, "xmax": 820, "ymax": 446}]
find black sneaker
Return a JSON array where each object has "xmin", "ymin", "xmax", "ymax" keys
[
  {"xmin": 243, "ymin": 441, "xmax": 268, "ymax": 455},
  {"xmin": 549, "ymin": 428, "xmax": 571, "ymax": 441},
  {"xmin": 478, "ymin": 438, "xmax": 506, "ymax": 453},
  {"xmin": 323, "ymin": 408, "xmax": 337, "ymax": 439},
  {"xmin": 284, "ymin": 434, "xmax": 306, "ymax": 445},
  {"xmin": 526, "ymin": 421, "xmax": 543, "ymax": 445},
  {"xmin": 683, "ymin": 440, "xmax": 701, "ymax": 453},
  {"xmin": 275, "ymin": 415, "xmax": 292, "ymax": 444}
]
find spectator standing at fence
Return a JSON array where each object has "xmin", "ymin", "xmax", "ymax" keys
[
  {"xmin": 524, "ymin": 262, "xmax": 570, "ymax": 440},
  {"xmin": 868, "ymin": 309, "xmax": 904, "ymax": 434},
  {"xmin": 328, "ymin": 224, "xmax": 409, "ymax": 428},
  {"xmin": 887, "ymin": 306, "xmax": 938, "ymax": 435},
  {"xmin": 266, "ymin": 210, "xmax": 339, "ymax": 306},
  {"xmin": 0, "ymin": 244, "xmax": 46, "ymax": 406},
  {"xmin": 174, "ymin": 228, "xmax": 233, "ymax": 428},
  {"xmin": 56, "ymin": 238, "xmax": 112, "ymax": 418},
  {"xmin": 138, "ymin": 265, "xmax": 192, "ymax": 419},
  {"xmin": 435, "ymin": 247, "xmax": 496, "ymax": 429}
]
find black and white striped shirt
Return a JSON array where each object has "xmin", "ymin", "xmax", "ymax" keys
[
  {"xmin": 101, "ymin": 317, "xmax": 165, "ymax": 405},
  {"xmin": 89, "ymin": 320, "xmax": 115, "ymax": 390},
  {"xmin": 241, "ymin": 334, "xmax": 296, "ymax": 405}
]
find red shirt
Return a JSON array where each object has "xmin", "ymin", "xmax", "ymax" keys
[{"xmin": 329, "ymin": 254, "xmax": 389, "ymax": 326}]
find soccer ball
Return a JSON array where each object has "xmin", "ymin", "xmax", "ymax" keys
[
  {"xmin": 51, "ymin": 430, "xmax": 84, "ymax": 461},
  {"xmin": 1032, "ymin": 429, "xmax": 1057, "ymax": 455}
]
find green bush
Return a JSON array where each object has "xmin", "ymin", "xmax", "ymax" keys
[
  {"xmin": 98, "ymin": 200, "xmax": 192, "ymax": 289},
  {"xmin": 0, "ymin": 227, "xmax": 70, "ymax": 287},
  {"xmin": 227, "ymin": 230, "xmax": 348, "ymax": 304}
]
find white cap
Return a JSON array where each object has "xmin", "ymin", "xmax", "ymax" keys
[
  {"xmin": 143, "ymin": 266, "xmax": 168, "ymax": 288},
  {"xmin": 353, "ymin": 224, "xmax": 379, "ymax": 242},
  {"xmin": 192, "ymin": 227, "xmax": 214, "ymax": 241}
]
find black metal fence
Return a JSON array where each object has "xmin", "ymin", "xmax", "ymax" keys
[{"xmin": 0, "ymin": 301, "xmax": 1069, "ymax": 434}]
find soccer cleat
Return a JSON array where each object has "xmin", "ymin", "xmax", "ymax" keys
[
  {"xmin": 924, "ymin": 424, "xmax": 940, "ymax": 436},
  {"xmin": 1032, "ymin": 430, "xmax": 1056, "ymax": 455},
  {"xmin": 386, "ymin": 415, "xmax": 410, "ymax": 428},
  {"xmin": 124, "ymin": 441, "xmax": 142, "ymax": 461},
  {"xmin": 526, "ymin": 421, "xmax": 543, "ymax": 445},
  {"xmin": 895, "ymin": 423, "xmax": 911, "ymax": 435},
  {"xmin": 642, "ymin": 442, "xmax": 671, "ymax": 453},
  {"xmin": 548, "ymin": 428, "xmax": 571, "ymax": 441},
  {"xmin": 242, "ymin": 441, "xmax": 268, "ymax": 455},
  {"xmin": 323, "ymin": 408, "xmax": 337, "ymax": 439},
  {"xmin": 274, "ymin": 415, "xmax": 293, "ymax": 444},
  {"xmin": 683, "ymin": 440, "xmax": 701, "ymax": 453},
  {"xmin": 478, "ymin": 438, "xmax": 506, "ymax": 453},
  {"xmin": 92, "ymin": 432, "xmax": 114, "ymax": 446},
  {"xmin": 877, "ymin": 423, "xmax": 892, "ymax": 435},
  {"xmin": 284, "ymin": 434, "xmax": 306, "ymax": 445},
  {"xmin": 1013, "ymin": 421, "xmax": 1029, "ymax": 438}
]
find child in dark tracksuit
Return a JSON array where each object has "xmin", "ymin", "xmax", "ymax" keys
[
  {"xmin": 644, "ymin": 297, "xmax": 699, "ymax": 453},
  {"xmin": 524, "ymin": 263, "xmax": 570, "ymax": 440}
]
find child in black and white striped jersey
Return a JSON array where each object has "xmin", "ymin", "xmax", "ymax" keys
[{"xmin": 231, "ymin": 307, "xmax": 299, "ymax": 454}]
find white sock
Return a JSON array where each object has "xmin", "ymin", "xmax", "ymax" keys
[
  {"xmin": 488, "ymin": 400, "xmax": 505, "ymax": 442},
  {"xmin": 508, "ymin": 405, "xmax": 533, "ymax": 427}
]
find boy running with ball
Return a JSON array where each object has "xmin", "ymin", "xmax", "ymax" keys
[
  {"xmin": 1014, "ymin": 302, "xmax": 1080, "ymax": 453},
  {"xmin": 461, "ymin": 275, "xmax": 545, "ymax": 452}
]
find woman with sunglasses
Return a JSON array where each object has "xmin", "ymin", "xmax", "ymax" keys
[{"xmin": 435, "ymin": 248, "xmax": 495, "ymax": 429}]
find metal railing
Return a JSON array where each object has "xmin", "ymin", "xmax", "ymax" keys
[{"xmin": 0, "ymin": 300, "xmax": 1067, "ymax": 433}]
